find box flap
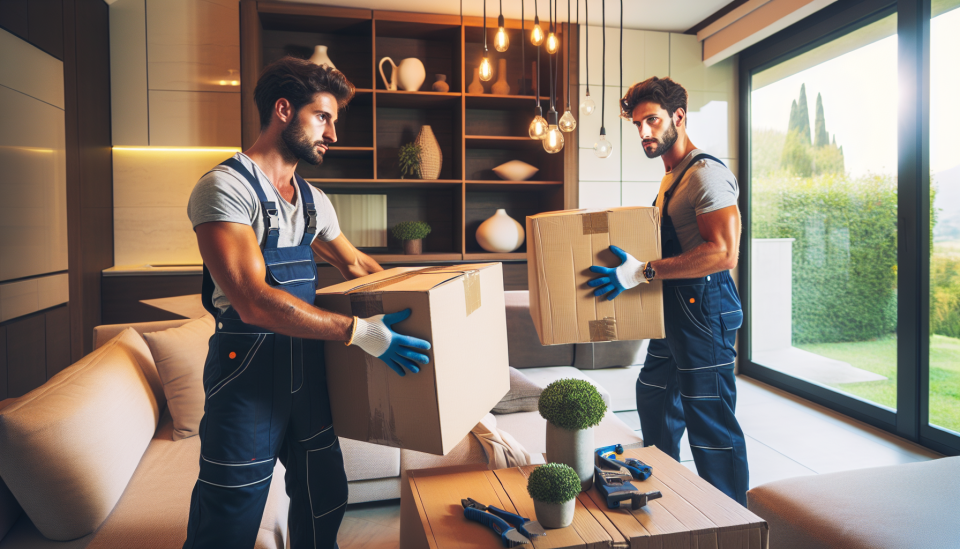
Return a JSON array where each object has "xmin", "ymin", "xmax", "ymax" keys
[
  {"xmin": 316, "ymin": 264, "xmax": 499, "ymax": 295},
  {"xmin": 316, "ymin": 267, "xmax": 421, "ymax": 295}
]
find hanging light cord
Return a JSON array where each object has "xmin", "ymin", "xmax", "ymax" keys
[
  {"xmin": 600, "ymin": 0, "xmax": 605, "ymax": 134},
  {"xmin": 565, "ymin": 0, "xmax": 571, "ymax": 109},
  {"xmin": 620, "ymin": 0, "xmax": 622, "ymax": 102},
  {"xmin": 483, "ymin": 0, "xmax": 487, "ymax": 52},
  {"xmin": 585, "ymin": 0, "xmax": 589, "ymax": 96},
  {"xmin": 521, "ymin": 0, "xmax": 525, "ymax": 94},
  {"xmin": 548, "ymin": 0, "xmax": 555, "ymax": 111}
]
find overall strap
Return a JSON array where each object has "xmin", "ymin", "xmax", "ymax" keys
[
  {"xmin": 220, "ymin": 157, "xmax": 280, "ymax": 249},
  {"xmin": 294, "ymin": 173, "xmax": 318, "ymax": 246},
  {"xmin": 653, "ymin": 153, "xmax": 727, "ymax": 216}
]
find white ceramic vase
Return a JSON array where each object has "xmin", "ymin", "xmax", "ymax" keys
[
  {"xmin": 493, "ymin": 160, "xmax": 539, "ymax": 181},
  {"xmin": 533, "ymin": 498, "xmax": 576, "ymax": 529},
  {"xmin": 545, "ymin": 423, "xmax": 594, "ymax": 491},
  {"xmin": 308, "ymin": 46, "xmax": 336, "ymax": 70},
  {"xmin": 379, "ymin": 57, "xmax": 426, "ymax": 91},
  {"xmin": 476, "ymin": 209, "xmax": 525, "ymax": 253}
]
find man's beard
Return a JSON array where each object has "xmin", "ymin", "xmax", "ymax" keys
[
  {"xmin": 280, "ymin": 117, "xmax": 325, "ymax": 166},
  {"xmin": 642, "ymin": 120, "xmax": 678, "ymax": 159}
]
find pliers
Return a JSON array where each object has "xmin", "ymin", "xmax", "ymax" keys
[{"xmin": 462, "ymin": 497, "xmax": 546, "ymax": 546}]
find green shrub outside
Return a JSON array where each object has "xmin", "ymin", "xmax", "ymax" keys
[
  {"xmin": 537, "ymin": 378, "xmax": 607, "ymax": 430},
  {"xmin": 526, "ymin": 463, "xmax": 581, "ymax": 504},
  {"xmin": 390, "ymin": 221, "xmax": 431, "ymax": 241}
]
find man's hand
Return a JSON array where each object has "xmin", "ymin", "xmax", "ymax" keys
[
  {"xmin": 352, "ymin": 309, "xmax": 432, "ymax": 376},
  {"xmin": 587, "ymin": 245, "xmax": 646, "ymax": 301}
]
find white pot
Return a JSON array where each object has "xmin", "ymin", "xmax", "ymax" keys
[
  {"xmin": 533, "ymin": 498, "xmax": 576, "ymax": 529},
  {"xmin": 308, "ymin": 46, "xmax": 336, "ymax": 70},
  {"xmin": 379, "ymin": 57, "xmax": 426, "ymax": 91},
  {"xmin": 476, "ymin": 209, "xmax": 525, "ymax": 253},
  {"xmin": 493, "ymin": 160, "xmax": 539, "ymax": 181},
  {"xmin": 545, "ymin": 423, "xmax": 594, "ymax": 491}
]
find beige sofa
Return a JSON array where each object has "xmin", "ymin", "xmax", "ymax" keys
[{"xmin": 0, "ymin": 291, "xmax": 642, "ymax": 547}]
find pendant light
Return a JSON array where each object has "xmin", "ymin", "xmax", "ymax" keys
[
  {"xmin": 480, "ymin": 0, "xmax": 493, "ymax": 81},
  {"xmin": 495, "ymin": 0, "xmax": 510, "ymax": 52},
  {"xmin": 529, "ymin": 27, "xmax": 548, "ymax": 139},
  {"xmin": 580, "ymin": 0, "xmax": 595, "ymax": 115},
  {"xmin": 531, "ymin": 0, "xmax": 544, "ymax": 45},
  {"xmin": 545, "ymin": 0, "xmax": 559, "ymax": 54},
  {"xmin": 594, "ymin": 0, "xmax": 612, "ymax": 158},
  {"xmin": 543, "ymin": 4, "xmax": 563, "ymax": 154},
  {"xmin": 558, "ymin": 0, "xmax": 577, "ymax": 132}
]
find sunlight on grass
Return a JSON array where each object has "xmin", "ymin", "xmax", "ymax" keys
[{"xmin": 797, "ymin": 335, "xmax": 960, "ymax": 433}]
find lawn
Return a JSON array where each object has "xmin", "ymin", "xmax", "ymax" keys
[{"xmin": 796, "ymin": 334, "xmax": 960, "ymax": 434}]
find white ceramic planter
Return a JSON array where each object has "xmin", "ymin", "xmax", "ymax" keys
[
  {"xmin": 308, "ymin": 45, "xmax": 336, "ymax": 69},
  {"xmin": 533, "ymin": 498, "xmax": 576, "ymax": 529},
  {"xmin": 545, "ymin": 423, "xmax": 594, "ymax": 491},
  {"xmin": 493, "ymin": 160, "xmax": 539, "ymax": 181},
  {"xmin": 476, "ymin": 209, "xmax": 525, "ymax": 252}
]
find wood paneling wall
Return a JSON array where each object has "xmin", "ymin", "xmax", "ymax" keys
[{"xmin": 0, "ymin": 305, "xmax": 71, "ymax": 399}]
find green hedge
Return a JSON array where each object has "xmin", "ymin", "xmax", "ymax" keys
[{"xmin": 753, "ymin": 172, "xmax": 898, "ymax": 344}]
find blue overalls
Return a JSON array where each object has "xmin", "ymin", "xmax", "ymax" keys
[
  {"xmin": 183, "ymin": 158, "xmax": 348, "ymax": 549},
  {"xmin": 636, "ymin": 153, "xmax": 749, "ymax": 506}
]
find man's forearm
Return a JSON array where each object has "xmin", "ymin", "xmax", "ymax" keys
[
  {"xmin": 357, "ymin": 250, "xmax": 384, "ymax": 274},
  {"xmin": 238, "ymin": 285, "xmax": 354, "ymax": 341},
  {"xmin": 651, "ymin": 241, "xmax": 737, "ymax": 280}
]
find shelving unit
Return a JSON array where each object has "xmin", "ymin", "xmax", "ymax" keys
[{"xmin": 240, "ymin": 1, "xmax": 579, "ymax": 265}]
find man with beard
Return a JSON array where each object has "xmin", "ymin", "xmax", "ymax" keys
[
  {"xmin": 587, "ymin": 76, "xmax": 748, "ymax": 505},
  {"xmin": 184, "ymin": 57, "xmax": 431, "ymax": 548}
]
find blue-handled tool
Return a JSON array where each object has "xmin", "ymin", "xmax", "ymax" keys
[
  {"xmin": 462, "ymin": 498, "xmax": 546, "ymax": 538},
  {"xmin": 596, "ymin": 444, "xmax": 652, "ymax": 481},
  {"xmin": 593, "ymin": 465, "xmax": 662, "ymax": 510},
  {"xmin": 463, "ymin": 506, "xmax": 530, "ymax": 547}
]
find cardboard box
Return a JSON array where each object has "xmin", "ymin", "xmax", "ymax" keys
[
  {"xmin": 315, "ymin": 263, "xmax": 509, "ymax": 455},
  {"xmin": 526, "ymin": 207, "xmax": 665, "ymax": 345}
]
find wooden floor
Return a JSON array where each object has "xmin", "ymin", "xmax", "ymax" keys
[{"xmin": 336, "ymin": 374, "xmax": 942, "ymax": 548}]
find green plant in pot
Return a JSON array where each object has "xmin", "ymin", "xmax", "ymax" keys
[
  {"xmin": 526, "ymin": 463, "xmax": 581, "ymax": 528},
  {"xmin": 538, "ymin": 378, "xmax": 607, "ymax": 491},
  {"xmin": 398, "ymin": 142, "xmax": 421, "ymax": 179},
  {"xmin": 391, "ymin": 221, "xmax": 432, "ymax": 255}
]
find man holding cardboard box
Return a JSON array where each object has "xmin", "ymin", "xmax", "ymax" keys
[
  {"xmin": 588, "ymin": 77, "xmax": 748, "ymax": 506},
  {"xmin": 185, "ymin": 58, "xmax": 431, "ymax": 549}
]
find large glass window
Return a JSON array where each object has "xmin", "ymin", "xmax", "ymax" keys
[
  {"xmin": 929, "ymin": 0, "xmax": 960, "ymax": 435},
  {"xmin": 749, "ymin": 14, "xmax": 899, "ymax": 410}
]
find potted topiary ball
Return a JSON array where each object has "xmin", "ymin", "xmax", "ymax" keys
[
  {"xmin": 538, "ymin": 378, "xmax": 607, "ymax": 491},
  {"xmin": 391, "ymin": 221, "xmax": 432, "ymax": 255},
  {"xmin": 526, "ymin": 463, "xmax": 581, "ymax": 528}
]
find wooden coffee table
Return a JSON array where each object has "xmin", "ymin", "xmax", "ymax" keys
[{"xmin": 400, "ymin": 446, "xmax": 768, "ymax": 548}]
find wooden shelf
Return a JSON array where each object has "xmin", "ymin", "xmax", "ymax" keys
[
  {"xmin": 325, "ymin": 146, "xmax": 374, "ymax": 158},
  {"xmin": 307, "ymin": 179, "xmax": 461, "ymax": 190},
  {"xmin": 463, "ymin": 252, "xmax": 526, "ymax": 261},
  {"xmin": 375, "ymin": 90, "xmax": 461, "ymax": 108},
  {"xmin": 465, "ymin": 135, "xmax": 545, "ymax": 150},
  {"xmin": 465, "ymin": 94, "xmax": 551, "ymax": 110},
  {"xmin": 466, "ymin": 180, "xmax": 562, "ymax": 190},
  {"xmin": 316, "ymin": 252, "xmax": 464, "ymax": 265}
]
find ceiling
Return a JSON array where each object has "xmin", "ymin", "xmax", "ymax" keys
[{"xmin": 279, "ymin": 0, "xmax": 732, "ymax": 33}]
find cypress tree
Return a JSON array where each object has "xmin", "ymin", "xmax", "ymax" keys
[
  {"xmin": 814, "ymin": 92, "xmax": 830, "ymax": 147},
  {"xmin": 788, "ymin": 100, "xmax": 799, "ymax": 134},
  {"xmin": 797, "ymin": 84, "xmax": 811, "ymax": 144}
]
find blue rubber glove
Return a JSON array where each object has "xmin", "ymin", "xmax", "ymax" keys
[
  {"xmin": 352, "ymin": 309, "xmax": 432, "ymax": 376},
  {"xmin": 587, "ymin": 245, "xmax": 646, "ymax": 301}
]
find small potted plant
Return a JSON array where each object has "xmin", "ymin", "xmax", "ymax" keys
[
  {"xmin": 538, "ymin": 378, "xmax": 607, "ymax": 491},
  {"xmin": 391, "ymin": 221, "xmax": 432, "ymax": 255},
  {"xmin": 398, "ymin": 142, "xmax": 421, "ymax": 179},
  {"xmin": 526, "ymin": 463, "xmax": 581, "ymax": 528}
]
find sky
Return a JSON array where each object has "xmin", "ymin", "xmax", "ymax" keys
[{"xmin": 750, "ymin": 7, "xmax": 960, "ymax": 178}]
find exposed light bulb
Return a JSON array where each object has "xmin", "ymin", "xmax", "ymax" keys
[
  {"xmin": 544, "ymin": 125, "xmax": 564, "ymax": 153},
  {"xmin": 580, "ymin": 92, "xmax": 596, "ymax": 115},
  {"xmin": 546, "ymin": 32, "xmax": 559, "ymax": 54},
  {"xmin": 479, "ymin": 56, "xmax": 493, "ymax": 81},
  {"xmin": 495, "ymin": 15, "xmax": 509, "ymax": 52},
  {"xmin": 559, "ymin": 109, "xmax": 577, "ymax": 132},
  {"xmin": 531, "ymin": 21, "xmax": 544, "ymax": 46},
  {"xmin": 529, "ymin": 115, "xmax": 548, "ymax": 139},
  {"xmin": 594, "ymin": 131, "xmax": 614, "ymax": 158}
]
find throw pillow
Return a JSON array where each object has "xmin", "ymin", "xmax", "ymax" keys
[
  {"xmin": 143, "ymin": 315, "xmax": 215, "ymax": 441},
  {"xmin": 492, "ymin": 367, "xmax": 544, "ymax": 414}
]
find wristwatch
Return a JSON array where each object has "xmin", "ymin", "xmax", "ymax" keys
[{"xmin": 643, "ymin": 261, "xmax": 656, "ymax": 281}]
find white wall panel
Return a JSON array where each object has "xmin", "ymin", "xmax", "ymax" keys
[
  {"xmin": 578, "ymin": 181, "xmax": 621, "ymax": 209},
  {"xmin": 148, "ymin": 90, "xmax": 241, "ymax": 147},
  {"xmin": 110, "ymin": 0, "xmax": 150, "ymax": 146},
  {"xmin": 114, "ymin": 206, "xmax": 202, "ymax": 266},
  {"xmin": 0, "ymin": 28, "xmax": 64, "ymax": 109}
]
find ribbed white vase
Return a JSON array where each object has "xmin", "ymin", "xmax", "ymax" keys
[{"xmin": 476, "ymin": 209, "xmax": 525, "ymax": 253}]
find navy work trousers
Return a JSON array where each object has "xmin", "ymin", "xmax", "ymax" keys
[
  {"xmin": 183, "ymin": 311, "xmax": 348, "ymax": 549},
  {"xmin": 636, "ymin": 271, "xmax": 749, "ymax": 505}
]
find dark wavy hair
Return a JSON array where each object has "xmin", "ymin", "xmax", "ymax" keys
[
  {"xmin": 620, "ymin": 76, "xmax": 689, "ymax": 125},
  {"xmin": 253, "ymin": 57, "xmax": 355, "ymax": 129}
]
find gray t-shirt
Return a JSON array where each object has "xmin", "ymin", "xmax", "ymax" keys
[
  {"xmin": 187, "ymin": 152, "xmax": 341, "ymax": 312},
  {"xmin": 654, "ymin": 149, "xmax": 739, "ymax": 253}
]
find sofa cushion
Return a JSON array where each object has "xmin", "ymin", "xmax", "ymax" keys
[
  {"xmin": 574, "ymin": 339, "xmax": 648, "ymax": 369},
  {"xmin": 492, "ymin": 367, "xmax": 544, "ymax": 414},
  {"xmin": 143, "ymin": 315, "xmax": 215, "ymax": 440},
  {"xmin": 0, "ymin": 328, "xmax": 161, "ymax": 541},
  {"xmin": 510, "ymin": 366, "xmax": 612, "ymax": 409},
  {"xmin": 340, "ymin": 438, "xmax": 400, "ymax": 482},
  {"xmin": 504, "ymin": 291, "xmax": 575, "ymax": 368},
  {"xmin": 747, "ymin": 456, "xmax": 960, "ymax": 549}
]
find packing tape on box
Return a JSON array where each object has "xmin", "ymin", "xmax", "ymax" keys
[
  {"xmin": 463, "ymin": 271, "xmax": 481, "ymax": 316},
  {"xmin": 346, "ymin": 265, "xmax": 482, "ymax": 317},
  {"xmin": 589, "ymin": 318, "xmax": 618, "ymax": 341},
  {"xmin": 582, "ymin": 211, "xmax": 609, "ymax": 235}
]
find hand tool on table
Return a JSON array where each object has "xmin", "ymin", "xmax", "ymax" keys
[
  {"xmin": 593, "ymin": 465, "xmax": 662, "ymax": 510},
  {"xmin": 462, "ymin": 500, "xmax": 532, "ymax": 547},
  {"xmin": 596, "ymin": 444, "xmax": 653, "ymax": 481},
  {"xmin": 462, "ymin": 498, "xmax": 546, "ymax": 539}
]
